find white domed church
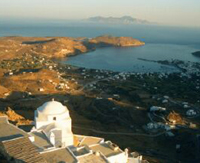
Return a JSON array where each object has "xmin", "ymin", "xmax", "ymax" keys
[
  {"xmin": 0, "ymin": 100, "xmax": 145, "ymax": 163},
  {"xmin": 34, "ymin": 100, "xmax": 73, "ymax": 147}
]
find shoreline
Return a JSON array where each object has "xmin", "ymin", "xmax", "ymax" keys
[{"xmin": 0, "ymin": 36, "xmax": 200, "ymax": 162}]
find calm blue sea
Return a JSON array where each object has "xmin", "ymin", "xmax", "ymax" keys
[{"xmin": 1, "ymin": 20, "xmax": 200, "ymax": 72}]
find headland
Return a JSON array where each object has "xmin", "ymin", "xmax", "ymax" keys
[{"xmin": 192, "ymin": 51, "xmax": 200, "ymax": 58}]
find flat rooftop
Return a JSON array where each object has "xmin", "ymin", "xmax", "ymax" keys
[
  {"xmin": 90, "ymin": 142, "xmax": 123, "ymax": 157},
  {"xmin": 29, "ymin": 131, "xmax": 53, "ymax": 149},
  {"xmin": 72, "ymin": 146, "xmax": 90, "ymax": 156},
  {"xmin": 78, "ymin": 153, "xmax": 109, "ymax": 163},
  {"xmin": 74, "ymin": 135, "xmax": 104, "ymax": 147},
  {"xmin": 41, "ymin": 148, "xmax": 77, "ymax": 163}
]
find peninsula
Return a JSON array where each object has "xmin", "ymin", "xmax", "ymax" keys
[
  {"xmin": 0, "ymin": 35, "xmax": 144, "ymax": 60},
  {"xmin": 89, "ymin": 35, "xmax": 145, "ymax": 47},
  {"xmin": 192, "ymin": 51, "xmax": 200, "ymax": 58}
]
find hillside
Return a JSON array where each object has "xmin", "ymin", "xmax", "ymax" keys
[
  {"xmin": 0, "ymin": 36, "xmax": 199, "ymax": 162},
  {"xmin": 89, "ymin": 35, "xmax": 145, "ymax": 47},
  {"xmin": 0, "ymin": 36, "xmax": 144, "ymax": 60}
]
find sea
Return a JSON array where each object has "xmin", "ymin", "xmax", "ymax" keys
[{"xmin": 1, "ymin": 19, "xmax": 200, "ymax": 73}]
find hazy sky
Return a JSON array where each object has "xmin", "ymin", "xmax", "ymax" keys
[{"xmin": 0, "ymin": 0, "xmax": 200, "ymax": 27}]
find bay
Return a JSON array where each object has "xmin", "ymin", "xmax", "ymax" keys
[{"xmin": 1, "ymin": 20, "xmax": 200, "ymax": 72}]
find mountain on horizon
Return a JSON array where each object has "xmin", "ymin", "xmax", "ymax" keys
[{"xmin": 87, "ymin": 16, "xmax": 150, "ymax": 24}]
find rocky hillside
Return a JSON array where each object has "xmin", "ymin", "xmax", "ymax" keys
[
  {"xmin": 0, "ymin": 36, "xmax": 144, "ymax": 60},
  {"xmin": 0, "ymin": 36, "xmax": 89, "ymax": 59},
  {"xmin": 0, "ymin": 35, "xmax": 199, "ymax": 162},
  {"xmin": 25, "ymin": 37, "xmax": 89, "ymax": 58},
  {"xmin": 0, "ymin": 107, "xmax": 32, "ymax": 125},
  {"xmin": 89, "ymin": 35, "xmax": 145, "ymax": 47}
]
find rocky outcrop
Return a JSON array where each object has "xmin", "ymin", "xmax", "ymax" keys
[
  {"xmin": 89, "ymin": 35, "xmax": 145, "ymax": 47},
  {"xmin": 0, "ymin": 107, "xmax": 33, "ymax": 125},
  {"xmin": 192, "ymin": 51, "xmax": 200, "ymax": 58},
  {"xmin": 0, "ymin": 85, "xmax": 9, "ymax": 98}
]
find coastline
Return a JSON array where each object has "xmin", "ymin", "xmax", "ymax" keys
[
  {"xmin": 192, "ymin": 51, "xmax": 200, "ymax": 58},
  {"xmin": 0, "ymin": 35, "xmax": 200, "ymax": 162}
]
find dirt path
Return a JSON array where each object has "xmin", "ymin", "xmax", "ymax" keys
[{"xmin": 73, "ymin": 125, "xmax": 166, "ymax": 137}]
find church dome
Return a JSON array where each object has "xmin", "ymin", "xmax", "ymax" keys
[{"xmin": 37, "ymin": 100, "xmax": 68, "ymax": 115}]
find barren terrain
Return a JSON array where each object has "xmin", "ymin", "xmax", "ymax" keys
[{"xmin": 0, "ymin": 36, "xmax": 199, "ymax": 162}]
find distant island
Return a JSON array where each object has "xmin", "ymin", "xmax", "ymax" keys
[
  {"xmin": 192, "ymin": 51, "xmax": 200, "ymax": 58},
  {"xmin": 87, "ymin": 16, "xmax": 150, "ymax": 24}
]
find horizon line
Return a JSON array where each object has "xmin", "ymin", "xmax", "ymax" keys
[{"xmin": 1, "ymin": 16, "xmax": 200, "ymax": 29}]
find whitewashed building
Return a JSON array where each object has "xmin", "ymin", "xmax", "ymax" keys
[
  {"xmin": 34, "ymin": 100, "xmax": 74, "ymax": 147},
  {"xmin": 0, "ymin": 100, "xmax": 146, "ymax": 163}
]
